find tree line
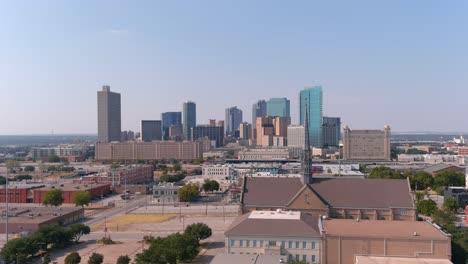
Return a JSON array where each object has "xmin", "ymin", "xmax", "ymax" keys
[
  {"xmin": 136, "ymin": 222, "xmax": 212, "ymax": 264},
  {"xmin": 368, "ymin": 166, "xmax": 465, "ymax": 194},
  {"xmin": 0, "ymin": 224, "xmax": 90, "ymax": 263}
]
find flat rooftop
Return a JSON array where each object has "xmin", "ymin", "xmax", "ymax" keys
[
  {"xmin": 355, "ymin": 256, "xmax": 452, "ymax": 264},
  {"xmin": 322, "ymin": 219, "xmax": 450, "ymax": 240},
  {"xmin": 0, "ymin": 207, "xmax": 83, "ymax": 224},
  {"xmin": 36, "ymin": 183, "xmax": 109, "ymax": 192},
  {"xmin": 249, "ymin": 210, "xmax": 301, "ymax": 220},
  {"xmin": 226, "ymin": 211, "xmax": 320, "ymax": 237},
  {"xmin": 1, "ymin": 183, "xmax": 45, "ymax": 189}
]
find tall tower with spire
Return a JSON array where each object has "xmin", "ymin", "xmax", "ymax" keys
[{"xmin": 301, "ymin": 103, "xmax": 313, "ymax": 184}]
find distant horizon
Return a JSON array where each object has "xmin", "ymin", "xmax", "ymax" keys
[{"xmin": 1, "ymin": 131, "xmax": 468, "ymax": 137}]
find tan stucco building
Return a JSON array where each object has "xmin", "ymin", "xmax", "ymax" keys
[
  {"xmin": 343, "ymin": 125, "xmax": 391, "ymax": 160},
  {"xmin": 320, "ymin": 218, "xmax": 452, "ymax": 264},
  {"xmin": 95, "ymin": 139, "xmax": 211, "ymax": 161}
]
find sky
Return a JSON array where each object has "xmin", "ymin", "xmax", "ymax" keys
[{"xmin": 0, "ymin": 0, "xmax": 467, "ymax": 135}]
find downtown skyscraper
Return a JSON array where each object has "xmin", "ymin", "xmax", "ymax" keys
[
  {"xmin": 225, "ymin": 106, "xmax": 243, "ymax": 136},
  {"xmin": 252, "ymin": 100, "xmax": 267, "ymax": 125},
  {"xmin": 183, "ymin": 101, "xmax": 196, "ymax": 140},
  {"xmin": 161, "ymin": 112, "xmax": 182, "ymax": 140},
  {"xmin": 97, "ymin": 85, "xmax": 121, "ymax": 142},
  {"xmin": 299, "ymin": 86, "xmax": 323, "ymax": 148},
  {"xmin": 322, "ymin": 116, "xmax": 341, "ymax": 147},
  {"xmin": 267, "ymin": 98, "xmax": 290, "ymax": 117}
]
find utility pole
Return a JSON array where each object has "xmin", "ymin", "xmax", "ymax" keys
[{"xmin": 5, "ymin": 174, "xmax": 9, "ymax": 243}]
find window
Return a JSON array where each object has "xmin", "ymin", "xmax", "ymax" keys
[
  {"xmin": 239, "ymin": 240, "xmax": 243, "ymax": 247},
  {"xmin": 311, "ymin": 241, "xmax": 316, "ymax": 249},
  {"xmin": 312, "ymin": 255, "xmax": 316, "ymax": 262},
  {"xmin": 288, "ymin": 255, "xmax": 293, "ymax": 261},
  {"xmin": 288, "ymin": 241, "xmax": 292, "ymax": 248},
  {"xmin": 260, "ymin": 240, "xmax": 264, "ymax": 247},
  {"xmin": 268, "ymin": 241, "xmax": 276, "ymax": 246},
  {"xmin": 253, "ymin": 240, "xmax": 257, "ymax": 247},
  {"xmin": 246, "ymin": 240, "xmax": 250, "ymax": 247},
  {"xmin": 295, "ymin": 241, "xmax": 299, "ymax": 249},
  {"xmin": 230, "ymin": 240, "xmax": 234, "ymax": 247},
  {"xmin": 302, "ymin": 255, "xmax": 307, "ymax": 261},
  {"xmin": 295, "ymin": 255, "xmax": 300, "ymax": 261},
  {"xmin": 281, "ymin": 241, "xmax": 285, "ymax": 248},
  {"xmin": 303, "ymin": 241, "xmax": 307, "ymax": 249}
]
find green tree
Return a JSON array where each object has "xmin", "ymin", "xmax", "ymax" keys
[
  {"xmin": 368, "ymin": 166, "xmax": 404, "ymax": 179},
  {"xmin": 184, "ymin": 223, "xmax": 212, "ymax": 243},
  {"xmin": 16, "ymin": 254, "xmax": 27, "ymax": 264},
  {"xmin": 431, "ymin": 208, "xmax": 458, "ymax": 229},
  {"xmin": 5, "ymin": 159, "xmax": 20, "ymax": 173},
  {"xmin": 117, "ymin": 255, "xmax": 131, "ymax": 264},
  {"xmin": 60, "ymin": 157, "xmax": 70, "ymax": 165},
  {"xmin": 178, "ymin": 183, "xmax": 200, "ymax": 202},
  {"xmin": 48, "ymin": 155, "xmax": 61, "ymax": 163},
  {"xmin": 416, "ymin": 199, "xmax": 437, "ymax": 216},
  {"xmin": 88, "ymin": 252, "xmax": 104, "ymax": 264},
  {"xmin": 24, "ymin": 165, "xmax": 35, "ymax": 172},
  {"xmin": 443, "ymin": 197, "xmax": 458, "ymax": 212},
  {"xmin": 202, "ymin": 179, "xmax": 220, "ymax": 193},
  {"xmin": 43, "ymin": 188, "xmax": 64, "ymax": 206},
  {"xmin": 65, "ymin": 252, "xmax": 81, "ymax": 264},
  {"xmin": 390, "ymin": 146, "xmax": 405, "ymax": 160},
  {"xmin": 74, "ymin": 191, "xmax": 92, "ymax": 207},
  {"xmin": 409, "ymin": 171, "xmax": 434, "ymax": 190},
  {"xmin": 68, "ymin": 224, "xmax": 91, "ymax": 243},
  {"xmin": 173, "ymin": 163, "xmax": 182, "ymax": 171},
  {"xmin": 36, "ymin": 224, "xmax": 71, "ymax": 248},
  {"xmin": 136, "ymin": 233, "xmax": 199, "ymax": 264},
  {"xmin": 451, "ymin": 229, "xmax": 468, "ymax": 264},
  {"xmin": 0, "ymin": 236, "xmax": 39, "ymax": 261},
  {"xmin": 15, "ymin": 174, "xmax": 32, "ymax": 181},
  {"xmin": 406, "ymin": 148, "xmax": 428, "ymax": 154},
  {"xmin": 415, "ymin": 192, "xmax": 425, "ymax": 203},
  {"xmin": 434, "ymin": 171, "xmax": 465, "ymax": 188}
]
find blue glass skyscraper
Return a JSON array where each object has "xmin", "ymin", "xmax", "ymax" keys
[
  {"xmin": 183, "ymin": 101, "xmax": 196, "ymax": 140},
  {"xmin": 299, "ymin": 87, "xmax": 323, "ymax": 147},
  {"xmin": 161, "ymin": 112, "xmax": 182, "ymax": 140},
  {"xmin": 267, "ymin": 98, "xmax": 290, "ymax": 117}
]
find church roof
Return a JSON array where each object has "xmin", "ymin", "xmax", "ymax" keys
[{"xmin": 242, "ymin": 177, "xmax": 414, "ymax": 209}]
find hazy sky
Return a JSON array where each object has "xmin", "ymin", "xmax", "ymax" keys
[{"xmin": 0, "ymin": 1, "xmax": 467, "ymax": 135}]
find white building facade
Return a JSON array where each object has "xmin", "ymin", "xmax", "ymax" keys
[{"xmin": 225, "ymin": 210, "xmax": 322, "ymax": 263}]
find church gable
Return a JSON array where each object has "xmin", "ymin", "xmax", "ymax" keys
[{"xmin": 287, "ymin": 185, "xmax": 328, "ymax": 210}]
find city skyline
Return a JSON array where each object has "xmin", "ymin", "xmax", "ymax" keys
[{"xmin": 1, "ymin": 1, "xmax": 468, "ymax": 134}]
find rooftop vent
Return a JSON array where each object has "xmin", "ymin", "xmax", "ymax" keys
[{"xmin": 413, "ymin": 232, "xmax": 418, "ymax": 236}]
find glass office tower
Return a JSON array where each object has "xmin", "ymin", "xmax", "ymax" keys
[
  {"xmin": 267, "ymin": 98, "xmax": 290, "ymax": 117},
  {"xmin": 183, "ymin": 101, "xmax": 196, "ymax": 140},
  {"xmin": 299, "ymin": 87, "xmax": 323, "ymax": 147}
]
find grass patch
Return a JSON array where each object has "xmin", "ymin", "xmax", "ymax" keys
[{"xmin": 91, "ymin": 214, "xmax": 176, "ymax": 232}]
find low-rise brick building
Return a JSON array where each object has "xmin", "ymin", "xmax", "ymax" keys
[
  {"xmin": 33, "ymin": 183, "xmax": 111, "ymax": 204},
  {"xmin": 0, "ymin": 206, "xmax": 84, "ymax": 234},
  {"xmin": 0, "ymin": 184, "xmax": 45, "ymax": 203}
]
